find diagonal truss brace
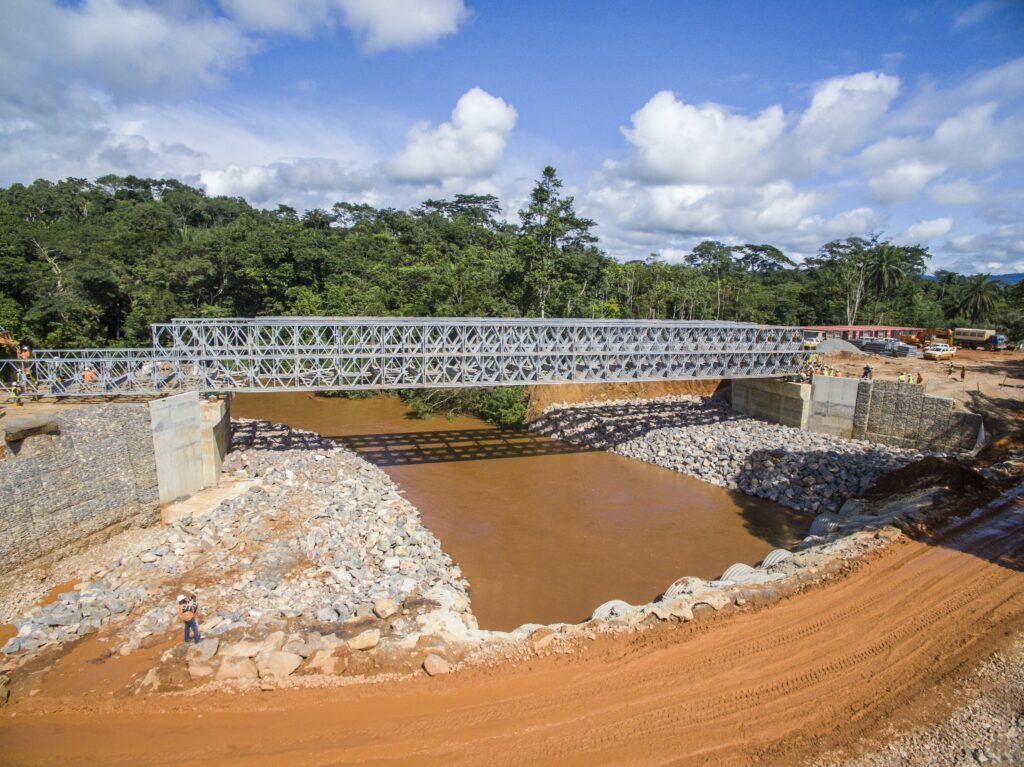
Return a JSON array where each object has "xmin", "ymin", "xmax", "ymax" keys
[{"xmin": 1, "ymin": 317, "xmax": 808, "ymax": 397}]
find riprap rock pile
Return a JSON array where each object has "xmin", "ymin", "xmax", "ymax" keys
[{"xmin": 531, "ymin": 396, "xmax": 924, "ymax": 514}]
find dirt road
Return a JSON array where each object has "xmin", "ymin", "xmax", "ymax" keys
[{"xmin": 2, "ymin": 492, "xmax": 1022, "ymax": 766}]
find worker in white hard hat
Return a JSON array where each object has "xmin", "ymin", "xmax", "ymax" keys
[{"xmin": 176, "ymin": 592, "xmax": 201, "ymax": 644}]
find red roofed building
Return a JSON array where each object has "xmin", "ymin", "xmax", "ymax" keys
[{"xmin": 803, "ymin": 325, "xmax": 920, "ymax": 341}]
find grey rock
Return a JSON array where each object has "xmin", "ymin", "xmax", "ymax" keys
[
  {"xmin": 315, "ymin": 607, "xmax": 339, "ymax": 622},
  {"xmin": 422, "ymin": 654, "xmax": 450, "ymax": 676}
]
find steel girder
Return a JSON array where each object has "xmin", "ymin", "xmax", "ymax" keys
[{"xmin": 1, "ymin": 317, "xmax": 806, "ymax": 397}]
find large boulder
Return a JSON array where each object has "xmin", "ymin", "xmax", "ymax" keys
[
  {"xmin": 254, "ymin": 631, "xmax": 285, "ymax": 668},
  {"xmin": 186, "ymin": 638, "xmax": 220, "ymax": 664},
  {"xmin": 305, "ymin": 649, "xmax": 341, "ymax": 675},
  {"xmin": 220, "ymin": 639, "xmax": 263, "ymax": 659},
  {"xmin": 257, "ymin": 650, "xmax": 303, "ymax": 679},
  {"xmin": 422, "ymin": 655, "xmax": 450, "ymax": 676},
  {"xmin": 347, "ymin": 629, "xmax": 380, "ymax": 651},
  {"xmin": 373, "ymin": 598, "xmax": 400, "ymax": 620},
  {"xmin": 216, "ymin": 656, "xmax": 258, "ymax": 681}
]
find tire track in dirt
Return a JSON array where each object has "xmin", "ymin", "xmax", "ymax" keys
[{"xmin": 2, "ymin": 498, "xmax": 1022, "ymax": 767}]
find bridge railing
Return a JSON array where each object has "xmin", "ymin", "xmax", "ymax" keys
[{"xmin": 0, "ymin": 348, "xmax": 195, "ymax": 397}]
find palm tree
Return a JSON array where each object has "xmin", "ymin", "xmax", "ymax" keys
[
  {"xmin": 864, "ymin": 243, "xmax": 909, "ymax": 296},
  {"xmin": 958, "ymin": 274, "xmax": 1002, "ymax": 322}
]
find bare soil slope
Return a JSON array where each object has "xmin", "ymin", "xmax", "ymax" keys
[{"xmin": 2, "ymin": 493, "xmax": 1022, "ymax": 767}]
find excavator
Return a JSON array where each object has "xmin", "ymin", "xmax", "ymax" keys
[
  {"xmin": 898, "ymin": 327, "xmax": 953, "ymax": 348},
  {"xmin": 0, "ymin": 325, "xmax": 18, "ymax": 352}
]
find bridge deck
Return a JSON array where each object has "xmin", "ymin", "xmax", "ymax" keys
[{"xmin": 1, "ymin": 318, "xmax": 806, "ymax": 397}]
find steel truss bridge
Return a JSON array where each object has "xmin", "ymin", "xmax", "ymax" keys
[{"xmin": 1, "ymin": 317, "xmax": 806, "ymax": 398}]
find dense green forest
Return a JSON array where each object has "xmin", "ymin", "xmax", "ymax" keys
[{"xmin": 1, "ymin": 166, "xmax": 1021, "ymax": 352}]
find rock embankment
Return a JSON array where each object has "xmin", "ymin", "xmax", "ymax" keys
[
  {"xmin": 3, "ymin": 419, "xmax": 471, "ymax": 664},
  {"xmin": 531, "ymin": 396, "xmax": 925, "ymax": 515}
]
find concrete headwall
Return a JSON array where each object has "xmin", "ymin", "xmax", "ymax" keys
[
  {"xmin": 0, "ymin": 405, "xmax": 160, "ymax": 572},
  {"xmin": 150, "ymin": 391, "xmax": 204, "ymax": 504},
  {"xmin": 150, "ymin": 393, "xmax": 231, "ymax": 503},
  {"xmin": 808, "ymin": 376, "xmax": 860, "ymax": 438},
  {"xmin": 731, "ymin": 378, "xmax": 810, "ymax": 429},
  {"xmin": 200, "ymin": 396, "xmax": 230, "ymax": 489}
]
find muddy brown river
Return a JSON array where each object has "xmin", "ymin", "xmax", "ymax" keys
[{"xmin": 233, "ymin": 393, "xmax": 808, "ymax": 631}]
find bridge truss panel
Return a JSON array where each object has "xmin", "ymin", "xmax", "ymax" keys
[{"xmin": 3, "ymin": 317, "xmax": 807, "ymax": 397}]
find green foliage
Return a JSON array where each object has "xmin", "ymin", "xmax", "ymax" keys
[
  {"xmin": 0, "ymin": 172, "xmax": 1009, "ymax": 356},
  {"xmin": 399, "ymin": 387, "xmax": 529, "ymax": 428}
]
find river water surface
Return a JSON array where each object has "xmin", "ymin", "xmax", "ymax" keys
[{"xmin": 233, "ymin": 393, "xmax": 808, "ymax": 630}]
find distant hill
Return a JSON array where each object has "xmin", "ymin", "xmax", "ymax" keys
[{"xmin": 992, "ymin": 273, "xmax": 1024, "ymax": 284}]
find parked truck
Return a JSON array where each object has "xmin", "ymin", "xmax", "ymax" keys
[{"xmin": 953, "ymin": 328, "xmax": 1009, "ymax": 350}]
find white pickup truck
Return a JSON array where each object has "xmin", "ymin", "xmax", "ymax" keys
[{"xmin": 923, "ymin": 343, "xmax": 957, "ymax": 360}]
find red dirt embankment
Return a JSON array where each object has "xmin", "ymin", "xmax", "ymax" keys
[
  {"xmin": 527, "ymin": 379, "xmax": 723, "ymax": 418},
  {"xmin": 2, "ymin": 492, "xmax": 1022, "ymax": 766}
]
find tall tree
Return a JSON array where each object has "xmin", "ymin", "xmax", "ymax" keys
[
  {"xmin": 958, "ymin": 274, "xmax": 1002, "ymax": 322},
  {"xmin": 804, "ymin": 237, "xmax": 874, "ymax": 325},
  {"xmin": 517, "ymin": 166, "xmax": 597, "ymax": 317},
  {"xmin": 686, "ymin": 241, "xmax": 734, "ymax": 319}
]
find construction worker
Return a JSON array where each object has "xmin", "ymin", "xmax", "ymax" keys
[
  {"xmin": 17, "ymin": 344, "xmax": 32, "ymax": 383},
  {"xmin": 898, "ymin": 371, "xmax": 907, "ymax": 384},
  {"xmin": 82, "ymin": 367, "xmax": 96, "ymax": 383},
  {"xmin": 176, "ymin": 593, "xmax": 202, "ymax": 644},
  {"xmin": 10, "ymin": 383, "xmax": 22, "ymax": 407},
  {"xmin": 947, "ymin": 360, "xmax": 955, "ymax": 376},
  {"xmin": 960, "ymin": 365, "xmax": 966, "ymax": 382},
  {"xmin": 916, "ymin": 372, "xmax": 923, "ymax": 385}
]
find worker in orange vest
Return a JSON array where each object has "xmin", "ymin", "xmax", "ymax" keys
[{"xmin": 176, "ymin": 593, "xmax": 202, "ymax": 644}]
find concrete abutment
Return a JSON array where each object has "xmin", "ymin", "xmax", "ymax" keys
[
  {"xmin": 731, "ymin": 376, "xmax": 982, "ymax": 451},
  {"xmin": 0, "ymin": 393, "xmax": 230, "ymax": 574}
]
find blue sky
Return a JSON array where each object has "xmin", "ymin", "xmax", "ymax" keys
[{"xmin": 2, "ymin": 1, "xmax": 1023, "ymax": 273}]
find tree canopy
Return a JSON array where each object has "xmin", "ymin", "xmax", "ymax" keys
[{"xmin": 0, "ymin": 170, "xmax": 1020, "ymax": 350}]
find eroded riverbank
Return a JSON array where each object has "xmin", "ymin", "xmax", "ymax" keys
[{"xmin": 232, "ymin": 392, "xmax": 808, "ymax": 629}]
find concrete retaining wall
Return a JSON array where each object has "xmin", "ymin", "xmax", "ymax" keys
[
  {"xmin": 731, "ymin": 378, "xmax": 810, "ymax": 429},
  {"xmin": 0, "ymin": 405, "xmax": 160, "ymax": 572}
]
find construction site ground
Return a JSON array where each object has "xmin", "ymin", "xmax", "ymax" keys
[{"xmin": 824, "ymin": 348, "xmax": 1024, "ymax": 409}]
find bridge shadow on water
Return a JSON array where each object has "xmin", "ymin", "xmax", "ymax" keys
[
  {"xmin": 334, "ymin": 427, "xmax": 591, "ymax": 466},
  {"xmin": 232, "ymin": 419, "xmax": 589, "ymax": 465}
]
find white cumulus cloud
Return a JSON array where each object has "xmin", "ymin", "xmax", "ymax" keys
[
  {"xmin": 899, "ymin": 217, "xmax": 954, "ymax": 243},
  {"xmin": 0, "ymin": 0, "xmax": 253, "ymax": 103},
  {"xmin": 866, "ymin": 160, "xmax": 947, "ymax": 204},
  {"xmin": 792, "ymin": 71, "xmax": 900, "ymax": 168},
  {"xmin": 622, "ymin": 91, "xmax": 785, "ymax": 185},
  {"xmin": 335, "ymin": 0, "xmax": 469, "ymax": 52},
  {"xmin": 388, "ymin": 87, "xmax": 517, "ymax": 183},
  {"xmin": 928, "ymin": 178, "xmax": 982, "ymax": 205},
  {"xmin": 221, "ymin": 0, "xmax": 469, "ymax": 51}
]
